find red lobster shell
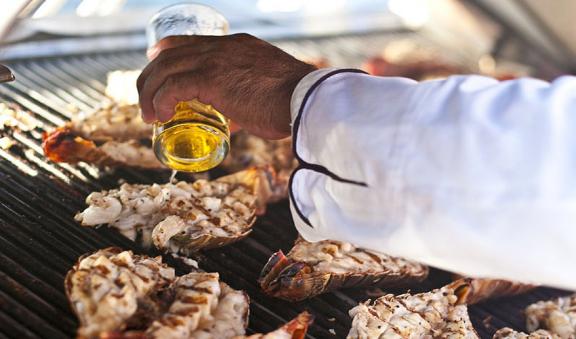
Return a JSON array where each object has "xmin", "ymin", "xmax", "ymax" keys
[{"xmin": 240, "ymin": 312, "xmax": 313, "ymax": 339}]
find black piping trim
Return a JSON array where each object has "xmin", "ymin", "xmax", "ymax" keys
[
  {"xmin": 289, "ymin": 68, "xmax": 369, "ymax": 228},
  {"xmin": 288, "ymin": 167, "xmax": 313, "ymax": 227},
  {"xmin": 292, "ymin": 68, "xmax": 368, "ymax": 172},
  {"xmin": 300, "ymin": 163, "xmax": 367, "ymax": 186}
]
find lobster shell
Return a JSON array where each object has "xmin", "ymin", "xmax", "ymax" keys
[
  {"xmin": 347, "ymin": 279, "xmax": 479, "ymax": 338},
  {"xmin": 66, "ymin": 247, "xmax": 250, "ymax": 339},
  {"xmin": 152, "ymin": 166, "xmax": 281, "ymax": 254},
  {"xmin": 452, "ymin": 275, "xmax": 536, "ymax": 305},
  {"xmin": 259, "ymin": 239, "xmax": 429, "ymax": 302},
  {"xmin": 240, "ymin": 312, "xmax": 313, "ymax": 339},
  {"xmin": 43, "ymin": 126, "xmax": 162, "ymax": 169}
]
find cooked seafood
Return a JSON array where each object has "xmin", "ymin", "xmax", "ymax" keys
[
  {"xmin": 0, "ymin": 102, "xmax": 40, "ymax": 131},
  {"xmin": 493, "ymin": 327, "xmax": 559, "ymax": 339},
  {"xmin": 69, "ymin": 103, "xmax": 150, "ymax": 142},
  {"xmin": 41, "ymin": 103, "xmax": 296, "ymax": 178},
  {"xmin": 66, "ymin": 247, "xmax": 175, "ymax": 338},
  {"xmin": 347, "ymin": 280, "xmax": 479, "ymax": 338},
  {"xmin": 222, "ymin": 130, "xmax": 296, "ymax": 187},
  {"xmin": 42, "ymin": 103, "xmax": 162, "ymax": 169},
  {"xmin": 259, "ymin": 238, "xmax": 428, "ymax": 301},
  {"xmin": 483, "ymin": 293, "xmax": 575, "ymax": 339},
  {"xmin": 66, "ymin": 247, "xmax": 249, "ymax": 339},
  {"xmin": 43, "ymin": 126, "xmax": 161, "ymax": 169},
  {"xmin": 454, "ymin": 277, "xmax": 535, "ymax": 305},
  {"xmin": 239, "ymin": 312, "xmax": 313, "ymax": 339},
  {"xmin": 146, "ymin": 275, "xmax": 249, "ymax": 339},
  {"xmin": 525, "ymin": 294, "xmax": 576, "ymax": 339},
  {"xmin": 75, "ymin": 166, "xmax": 284, "ymax": 253},
  {"xmin": 102, "ymin": 70, "xmax": 296, "ymax": 180},
  {"xmin": 44, "ymin": 69, "xmax": 296, "ymax": 176},
  {"xmin": 105, "ymin": 70, "xmax": 140, "ymax": 105}
]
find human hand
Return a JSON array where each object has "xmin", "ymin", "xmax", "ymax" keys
[{"xmin": 137, "ymin": 33, "xmax": 316, "ymax": 139}]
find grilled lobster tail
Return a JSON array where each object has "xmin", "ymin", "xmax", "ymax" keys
[
  {"xmin": 347, "ymin": 280, "xmax": 479, "ymax": 338},
  {"xmin": 259, "ymin": 239, "xmax": 428, "ymax": 302},
  {"xmin": 66, "ymin": 247, "xmax": 249, "ymax": 338},
  {"xmin": 240, "ymin": 312, "xmax": 313, "ymax": 339},
  {"xmin": 451, "ymin": 277, "xmax": 536, "ymax": 305}
]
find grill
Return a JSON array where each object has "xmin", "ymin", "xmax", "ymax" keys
[{"xmin": 0, "ymin": 35, "xmax": 570, "ymax": 339}]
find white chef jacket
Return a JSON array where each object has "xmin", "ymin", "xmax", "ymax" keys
[{"xmin": 288, "ymin": 68, "xmax": 576, "ymax": 290}]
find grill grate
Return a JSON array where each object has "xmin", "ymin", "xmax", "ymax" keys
[{"xmin": 0, "ymin": 35, "xmax": 570, "ymax": 339}]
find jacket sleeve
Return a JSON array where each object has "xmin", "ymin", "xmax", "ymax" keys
[{"xmin": 288, "ymin": 68, "xmax": 576, "ymax": 290}]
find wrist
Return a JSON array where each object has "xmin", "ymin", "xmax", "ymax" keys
[
  {"xmin": 272, "ymin": 63, "xmax": 317, "ymax": 139},
  {"xmin": 289, "ymin": 68, "xmax": 341, "ymax": 126}
]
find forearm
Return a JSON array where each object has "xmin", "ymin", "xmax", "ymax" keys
[{"xmin": 289, "ymin": 69, "xmax": 576, "ymax": 289}]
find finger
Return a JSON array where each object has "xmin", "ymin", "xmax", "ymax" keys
[
  {"xmin": 137, "ymin": 43, "xmax": 209, "ymax": 93},
  {"xmin": 229, "ymin": 120, "xmax": 241, "ymax": 134},
  {"xmin": 138, "ymin": 49, "xmax": 208, "ymax": 121},
  {"xmin": 152, "ymin": 71, "xmax": 208, "ymax": 123},
  {"xmin": 141, "ymin": 106, "xmax": 155, "ymax": 123},
  {"xmin": 139, "ymin": 75, "xmax": 157, "ymax": 123},
  {"xmin": 147, "ymin": 35, "xmax": 200, "ymax": 60},
  {"xmin": 147, "ymin": 35, "xmax": 220, "ymax": 60}
]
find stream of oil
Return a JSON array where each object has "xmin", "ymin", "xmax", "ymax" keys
[{"xmin": 169, "ymin": 170, "xmax": 178, "ymax": 184}]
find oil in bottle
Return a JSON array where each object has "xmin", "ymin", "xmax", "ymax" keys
[{"xmin": 153, "ymin": 99, "xmax": 230, "ymax": 172}]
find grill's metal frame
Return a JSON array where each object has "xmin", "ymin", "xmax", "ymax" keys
[{"xmin": 0, "ymin": 35, "xmax": 570, "ymax": 339}]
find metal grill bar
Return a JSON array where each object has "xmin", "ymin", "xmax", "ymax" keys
[
  {"xmin": 0, "ymin": 34, "xmax": 570, "ymax": 339},
  {"xmin": 0, "ymin": 311, "xmax": 38, "ymax": 339},
  {"xmin": 0, "ymin": 288, "xmax": 69, "ymax": 339}
]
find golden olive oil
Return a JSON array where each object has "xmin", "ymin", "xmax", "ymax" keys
[
  {"xmin": 169, "ymin": 170, "xmax": 178, "ymax": 183},
  {"xmin": 153, "ymin": 99, "xmax": 230, "ymax": 172}
]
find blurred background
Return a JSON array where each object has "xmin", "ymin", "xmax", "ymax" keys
[{"xmin": 1, "ymin": 0, "xmax": 575, "ymax": 80}]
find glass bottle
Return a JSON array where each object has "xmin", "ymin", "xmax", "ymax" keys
[{"xmin": 147, "ymin": 3, "xmax": 230, "ymax": 172}]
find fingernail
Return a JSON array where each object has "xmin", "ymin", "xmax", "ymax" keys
[{"xmin": 141, "ymin": 114, "xmax": 152, "ymax": 123}]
